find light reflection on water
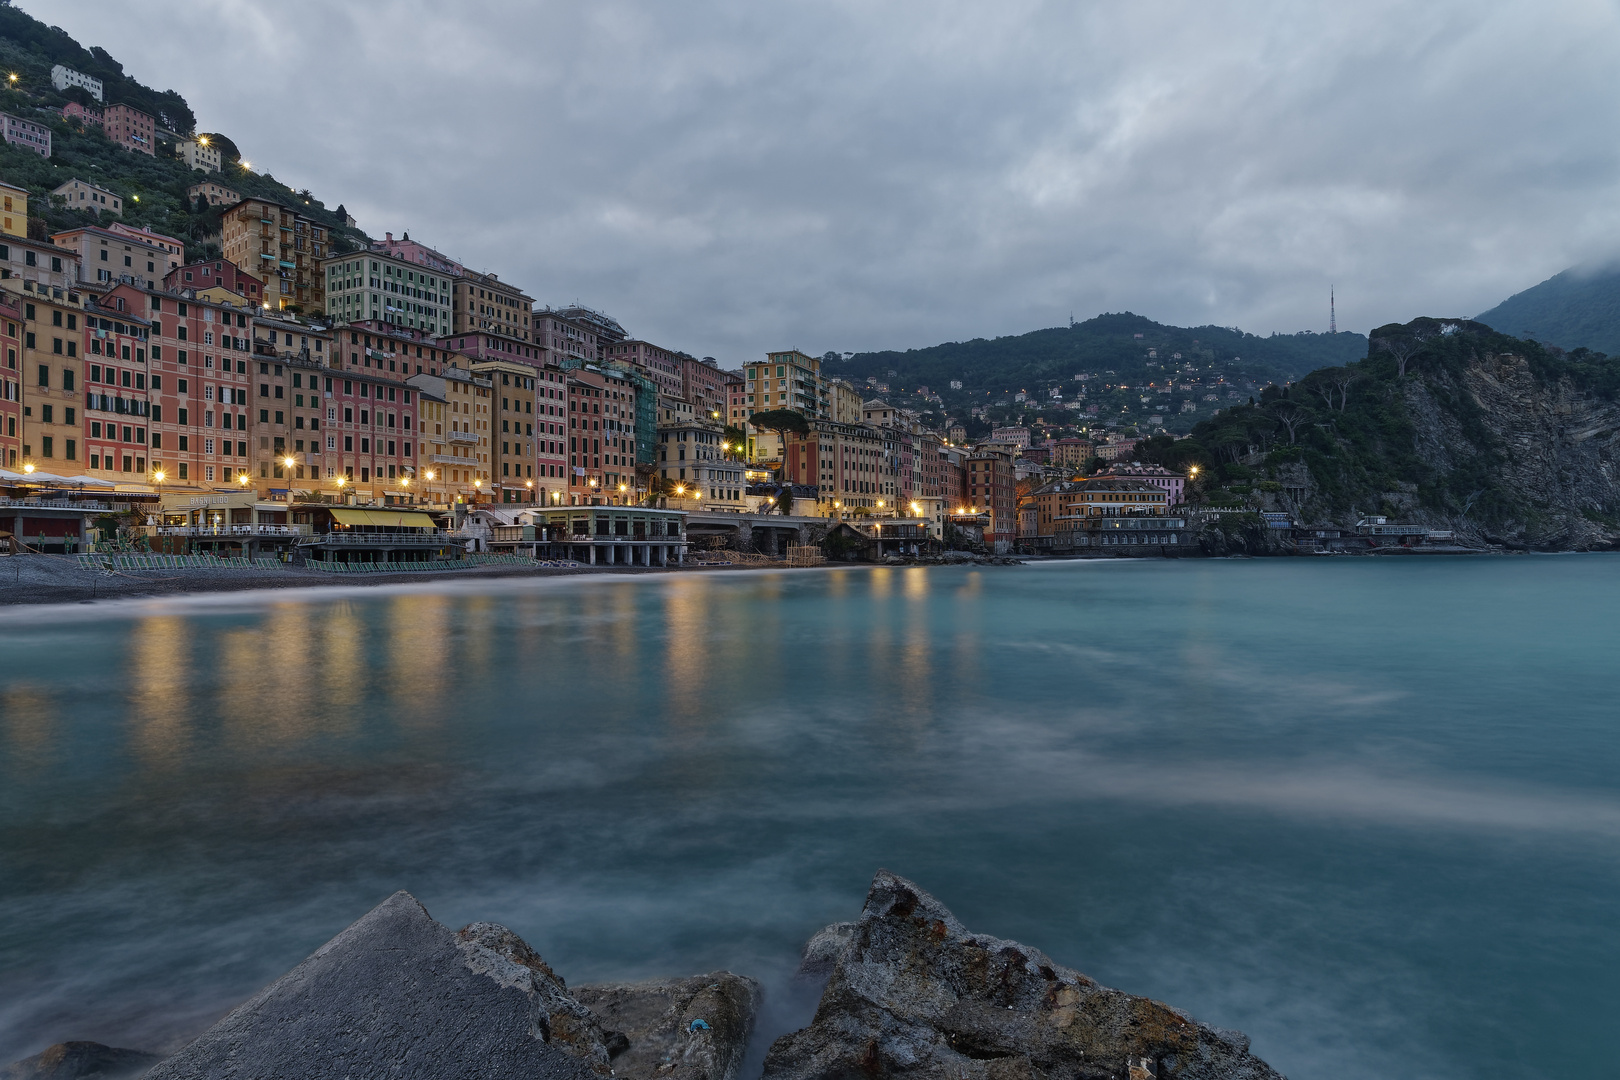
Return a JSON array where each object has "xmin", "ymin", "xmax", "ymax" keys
[{"xmin": 0, "ymin": 559, "xmax": 1618, "ymax": 1080}]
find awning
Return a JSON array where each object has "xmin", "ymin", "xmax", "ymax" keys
[{"xmin": 329, "ymin": 508, "xmax": 438, "ymax": 529}]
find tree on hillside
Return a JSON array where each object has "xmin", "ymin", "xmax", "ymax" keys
[
  {"xmin": 1268, "ymin": 401, "xmax": 1308, "ymax": 444},
  {"xmin": 1377, "ymin": 335, "xmax": 1424, "ymax": 378}
]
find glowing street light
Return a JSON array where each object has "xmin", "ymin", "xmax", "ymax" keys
[
  {"xmin": 238, "ymin": 473, "xmax": 251, "ymax": 486},
  {"xmin": 21, "ymin": 462, "xmax": 34, "ymax": 474}
]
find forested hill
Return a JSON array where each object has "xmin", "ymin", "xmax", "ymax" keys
[
  {"xmin": 0, "ymin": 4, "xmax": 193, "ymax": 132},
  {"xmin": 1475, "ymin": 264, "xmax": 1620, "ymax": 355},
  {"xmin": 0, "ymin": 3, "xmax": 369, "ymax": 266},
  {"xmin": 833, "ymin": 313, "xmax": 1367, "ymax": 417},
  {"xmin": 1132, "ymin": 317, "xmax": 1620, "ymax": 550}
]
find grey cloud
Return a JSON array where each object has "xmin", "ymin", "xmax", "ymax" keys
[{"xmin": 38, "ymin": 0, "xmax": 1620, "ymax": 359}]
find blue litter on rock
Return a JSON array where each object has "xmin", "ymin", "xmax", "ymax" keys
[{"xmin": 689, "ymin": 1019, "xmax": 711, "ymax": 1032}]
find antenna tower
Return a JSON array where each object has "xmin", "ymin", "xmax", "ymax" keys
[{"xmin": 1330, "ymin": 286, "xmax": 1336, "ymax": 335}]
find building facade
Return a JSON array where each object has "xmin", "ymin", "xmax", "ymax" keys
[
  {"xmin": 0, "ymin": 181, "xmax": 26, "ymax": 238},
  {"xmin": 51, "ymin": 65, "xmax": 103, "ymax": 100},
  {"xmin": 53, "ymin": 179, "xmax": 122, "ymax": 218},
  {"xmin": 471, "ymin": 358, "xmax": 545, "ymax": 503},
  {"xmin": 1, "ymin": 112, "xmax": 51, "ymax": 157},
  {"xmin": 165, "ymin": 259, "xmax": 264, "ymax": 304},
  {"xmin": 101, "ymin": 104, "xmax": 156, "ymax": 156},
  {"xmin": 179, "ymin": 138, "xmax": 221, "ymax": 173},
  {"xmin": 53, "ymin": 224, "xmax": 178, "ymax": 289},
  {"xmin": 220, "ymin": 198, "xmax": 328, "ymax": 312},
  {"xmin": 187, "ymin": 180, "xmax": 239, "ymax": 207},
  {"xmin": 322, "ymin": 249, "xmax": 453, "ymax": 337},
  {"xmin": 452, "ymin": 270, "xmax": 531, "ymax": 344},
  {"xmin": 743, "ymin": 350, "xmax": 828, "ymax": 420}
]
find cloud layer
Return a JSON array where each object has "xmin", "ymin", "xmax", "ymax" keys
[{"xmin": 35, "ymin": 0, "xmax": 1620, "ymax": 359}]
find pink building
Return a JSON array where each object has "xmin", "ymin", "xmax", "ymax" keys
[
  {"xmin": 64, "ymin": 102, "xmax": 103, "ymax": 128},
  {"xmin": 372, "ymin": 231, "xmax": 463, "ymax": 276},
  {"xmin": 101, "ymin": 104, "xmax": 156, "ymax": 156},
  {"xmin": 1, "ymin": 112, "xmax": 51, "ymax": 157},
  {"xmin": 680, "ymin": 355, "xmax": 728, "ymax": 420},
  {"xmin": 1098, "ymin": 461, "xmax": 1186, "ymax": 505},
  {"xmin": 603, "ymin": 339, "xmax": 683, "ymax": 399}
]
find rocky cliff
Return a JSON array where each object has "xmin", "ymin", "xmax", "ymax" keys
[{"xmin": 1174, "ymin": 318, "xmax": 1620, "ymax": 550}]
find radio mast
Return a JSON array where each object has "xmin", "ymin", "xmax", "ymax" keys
[{"xmin": 1330, "ymin": 286, "xmax": 1336, "ymax": 335}]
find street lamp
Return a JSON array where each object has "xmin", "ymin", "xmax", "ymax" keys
[{"xmin": 21, "ymin": 462, "xmax": 34, "ymax": 474}]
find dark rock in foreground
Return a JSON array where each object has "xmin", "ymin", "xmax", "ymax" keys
[
  {"xmin": 2, "ymin": 1043, "xmax": 162, "ymax": 1080},
  {"xmin": 572, "ymin": 974, "xmax": 760, "ymax": 1080},
  {"xmin": 144, "ymin": 891, "xmax": 602, "ymax": 1080},
  {"xmin": 764, "ymin": 870, "xmax": 1284, "ymax": 1080}
]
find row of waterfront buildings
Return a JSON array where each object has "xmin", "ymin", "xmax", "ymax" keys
[{"xmin": 0, "ymin": 159, "xmax": 1195, "ymax": 556}]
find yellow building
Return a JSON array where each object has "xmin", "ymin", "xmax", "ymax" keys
[
  {"xmin": 220, "ymin": 197, "xmax": 328, "ymax": 313},
  {"xmin": 20, "ymin": 289, "xmax": 87, "ymax": 475},
  {"xmin": 0, "ymin": 181, "xmax": 26, "ymax": 238},
  {"xmin": 195, "ymin": 284, "xmax": 251, "ymax": 307},
  {"xmin": 471, "ymin": 358, "xmax": 539, "ymax": 502},
  {"xmin": 743, "ymin": 350, "xmax": 828, "ymax": 419}
]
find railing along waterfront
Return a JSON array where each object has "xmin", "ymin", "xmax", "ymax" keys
[
  {"xmin": 0, "ymin": 497, "xmax": 118, "ymax": 511},
  {"xmin": 302, "ymin": 530, "xmax": 459, "ymax": 545},
  {"xmin": 139, "ymin": 524, "xmax": 313, "ymax": 538}
]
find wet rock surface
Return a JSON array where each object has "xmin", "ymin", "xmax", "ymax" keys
[
  {"xmin": 763, "ymin": 870, "xmax": 1285, "ymax": 1080},
  {"xmin": 144, "ymin": 891, "xmax": 600, "ymax": 1080},
  {"xmin": 2, "ymin": 1043, "xmax": 162, "ymax": 1080},
  {"xmin": 572, "ymin": 974, "xmax": 760, "ymax": 1080}
]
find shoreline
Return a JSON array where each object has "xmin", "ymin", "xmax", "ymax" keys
[{"xmin": 0, "ymin": 555, "xmax": 711, "ymax": 608}]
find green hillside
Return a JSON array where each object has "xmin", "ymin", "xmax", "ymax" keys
[
  {"xmin": 0, "ymin": 2, "xmax": 368, "ymax": 265},
  {"xmin": 1132, "ymin": 317, "xmax": 1620, "ymax": 533},
  {"xmin": 833, "ymin": 313, "xmax": 1368, "ymax": 439},
  {"xmin": 1474, "ymin": 265, "xmax": 1620, "ymax": 355}
]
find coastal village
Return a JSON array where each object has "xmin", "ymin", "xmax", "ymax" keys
[{"xmin": 0, "ymin": 66, "xmax": 1450, "ymax": 571}]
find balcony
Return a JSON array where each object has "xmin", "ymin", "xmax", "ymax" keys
[
  {"xmin": 300, "ymin": 530, "xmax": 457, "ymax": 546},
  {"xmin": 141, "ymin": 524, "xmax": 312, "ymax": 538},
  {"xmin": 0, "ymin": 497, "xmax": 116, "ymax": 511},
  {"xmin": 448, "ymin": 430, "xmax": 478, "ymax": 445}
]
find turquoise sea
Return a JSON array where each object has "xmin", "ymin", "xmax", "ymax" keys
[{"xmin": 0, "ymin": 557, "xmax": 1616, "ymax": 1078}]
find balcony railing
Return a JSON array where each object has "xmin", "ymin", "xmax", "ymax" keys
[
  {"xmin": 300, "ymin": 530, "xmax": 457, "ymax": 546},
  {"xmin": 448, "ymin": 430, "xmax": 478, "ymax": 445},
  {"xmin": 141, "ymin": 524, "xmax": 312, "ymax": 538},
  {"xmin": 0, "ymin": 497, "xmax": 117, "ymax": 511}
]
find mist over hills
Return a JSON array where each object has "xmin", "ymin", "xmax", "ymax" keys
[{"xmin": 1475, "ymin": 264, "xmax": 1620, "ymax": 355}]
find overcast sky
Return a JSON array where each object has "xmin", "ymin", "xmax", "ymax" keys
[{"xmin": 33, "ymin": 0, "xmax": 1620, "ymax": 362}]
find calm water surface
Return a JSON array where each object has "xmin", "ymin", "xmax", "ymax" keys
[{"xmin": 1, "ymin": 558, "xmax": 1616, "ymax": 1079}]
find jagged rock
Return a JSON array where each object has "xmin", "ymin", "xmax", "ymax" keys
[
  {"xmin": 2, "ymin": 1043, "xmax": 162, "ymax": 1080},
  {"xmin": 455, "ymin": 922, "xmax": 614, "ymax": 1074},
  {"xmin": 572, "ymin": 974, "xmax": 760, "ymax": 1080},
  {"xmin": 144, "ymin": 891, "xmax": 601, "ymax": 1080},
  {"xmin": 796, "ymin": 922, "xmax": 856, "ymax": 978},
  {"xmin": 763, "ymin": 871, "xmax": 1285, "ymax": 1080}
]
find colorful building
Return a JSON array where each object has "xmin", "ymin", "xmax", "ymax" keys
[
  {"xmin": 52, "ymin": 178, "xmax": 122, "ymax": 218},
  {"xmin": 0, "ymin": 180, "xmax": 26, "ymax": 238},
  {"xmin": 219, "ymin": 197, "xmax": 328, "ymax": 312},
  {"xmin": 101, "ymin": 103, "xmax": 156, "ymax": 156},
  {"xmin": 1, "ymin": 112, "xmax": 51, "ymax": 157}
]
